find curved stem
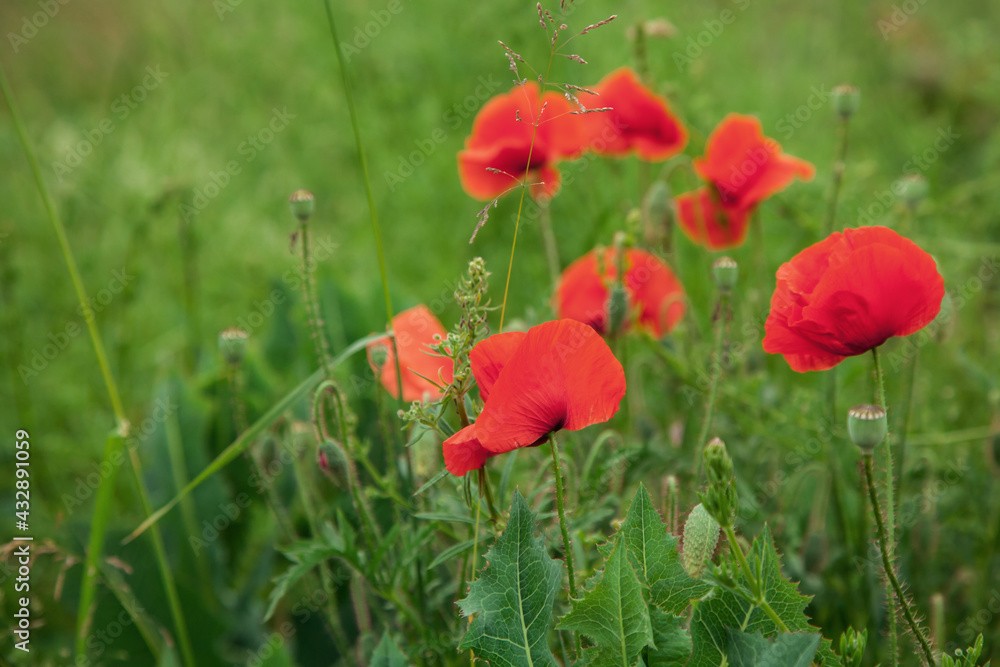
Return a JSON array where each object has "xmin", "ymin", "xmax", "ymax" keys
[
  {"xmin": 872, "ymin": 346, "xmax": 898, "ymax": 664},
  {"xmin": 863, "ymin": 456, "xmax": 935, "ymax": 666}
]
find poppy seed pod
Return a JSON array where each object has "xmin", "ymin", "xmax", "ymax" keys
[
  {"xmin": 832, "ymin": 85, "xmax": 861, "ymax": 120},
  {"xmin": 847, "ymin": 404, "xmax": 887, "ymax": 454},
  {"xmin": 712, "ymin": 257, "xmax": 738, "ymax": 293},
  {"xmin": 218, "ymin": 327, "xmax": 248, "ymax": 366},
  {"xmin": 288, "ymin": 189, "xmax": 315, "ymax": 223},
  {"xmin": 682, "ymin": 503, "xmax": 720, "ymax": 579}
]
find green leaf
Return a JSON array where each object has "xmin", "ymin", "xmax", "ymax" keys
[
  {"xmin": 264, "ymin": 540, "xmax": 341, "ymax": 620},
  {"xmin": 413, "ymin": 512, "xmax": 476, "ymax": 525},
  {"xmin": 370, "ymin": 632, "xmax": 409, "ymax": 667},
  {"xmin": 688, "ymin": 526, "xmax": 837, "ymax": 667},
  {"xmin": 646, "ymin": 608, "xmax": 692, "ymax": 667},
  {"xmin": 458, "ymin": 490, "xmax": 561, "ymax": 667},
  {"xmin": 620, "ymin": 484, "xmax": 711, "ymax": 614},
  {"xmin": 725, "ymin": 629, "xmax": 820, "ymax": 667},
  {"xmin": 427, "ymin": 533, "xmax": 491, "ymax": 571},
  {"xmin": 558, "ymin": 537, "xmax": 654, "ymax": 667}
]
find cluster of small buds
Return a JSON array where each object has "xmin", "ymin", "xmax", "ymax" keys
[
  {"xmin": 837, "ymin": 627, "xmax": 867, "ymax": 667},
  {"xmin": 682, "ymin": 503, "xmax": 720, "ymax": 578},
  {"xmin": 700, "ymin": 437, "xmax": 738, "ymax": 529},
  {"xmin": 847, "ymin": 404, "xmax": 887, "ymax": 455},
  {"xmin": 288, "ymin": 189, "xmax": 315, "ymax": 224},
  {"xmin": 218, "ymin": 327, "xmax": 249, "ymax": 366},
  {"xmin": 712, "ymin": 257, "xmax": 738, "ymax": 293},
  {"xmin": 831, "ymin": 84, "xmax": 861, "ymax": 120}
]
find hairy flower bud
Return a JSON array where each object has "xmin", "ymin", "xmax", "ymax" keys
[
  {"xmin": 701, "ymin": 438, "xmax": 738, "ymax": 527},
  {"xmin": 606, "ymin": 283, "xmax": 630, "ymax": 338},
  {"xmin": 641, "ymin": 180, "xmax": 673, "ymax": 246},
  {"xmin": 897, "ymin": 174, "xmax": 928, "ymax": 211},
  {"xmin": 289, "ymin": 189, "xmax": 315, "ymax": 224},
  {"xmin": 712, "ymin": 257, "xmax": 738, "ymax": 293},
  {"xmin": 218, "ymin": 327, "xmax": 248, "ymax": 366},
  {"xmin": 847, "ymin": 404, "xmax": 887, "ymax": 454},
  {"xmin": 317, "ymin": 439, "xmax": 350, "ymax": 489},
  {"xmin": 682, "ymin": 503, "xmax": 720, "ymax": 579},
  {"xmin": 832, "ymin": 84, "xmax": 861, "ymax": 120}
]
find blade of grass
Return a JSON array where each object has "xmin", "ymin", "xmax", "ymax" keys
[
  {"xmin": 123, "ymin": 332, "xmax": 386, "ymax": 544},
  {"xmin": 0, "ymin": 62, "xmax": 187, "ymax": 664}
]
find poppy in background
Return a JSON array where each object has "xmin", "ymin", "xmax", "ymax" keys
[
  {"xmin": 763, "ymin": 226, "xmax": 944, "ymax": 372},
  {"xmin": 555, "ymin": 247, "xmax": 686, "ymax": 338},
  {"xmin": 581, "ymin": 67, "xmax": 687, "ymax": 161},
  {"xmin": 367, "ymin": 305, "xmax": 454, "ymax": 402},
  {"xmin": 458, "ymin": 82, "xmax": 588, "ymax": 201},
  {"xmin": 676, "ymin": 114, "xmax": 814, "ymax": 250},
  {"xmin": 443, "ymin": 319, "xmax": 626, "ymax": 476}
]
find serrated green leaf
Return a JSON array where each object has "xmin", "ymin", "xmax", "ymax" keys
[
  {"xmin": 370, "ymin": 631, "xmax": 409, "ymax": 667},
  {"xmin": 264, "ymin": 540, "xmax": 341, "ymax": 620},
  {"xmin": 558, "ymin": 537, "xmax": 654, "ymax": 667},
  {"xmin": 646, "ymin": 608, "xmax": 692, "ymax": 667},
  {"xmin": 458, "ymin": 491, "xmax": 561, "ymax": 667},
  {"xmin": 620, "ymin": 485, "xmax": 711, "ymax": 614},
  {"xmin": 688, "ymin": 526, "xmax": 837, "ymax": 667},
  {"xmin": 725, "ymin": 629, "xmax": 820, "ymax": 667}
]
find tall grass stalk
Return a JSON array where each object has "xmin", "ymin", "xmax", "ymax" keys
[{"xmin": 0, "ymin": 62, "xmax": 194, "ymax": 665}]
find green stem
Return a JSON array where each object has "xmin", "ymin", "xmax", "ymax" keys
[
  {"xmin": 549, "ymin": 438, "xmax": 577, "ymax": 599},
  {"xmin": 823, "ymin": 118, "xmax": 850, "ymax": 236},
  {"xmin": 896, "ymin": 347, "xmax": 919, "ymax": 502},
  {"xmin": 724, "ymin": 526, "xmax": 789, "ymax": 634},
  {"xmin": 537, "ymin": 197, "xmax": 560, "ymax": 292},
  {"xmin": 299, "ymin": 223, "xmax": 335, "ymax": 379},
  {"xmin": 872, "ymin": 347, "xmax": 898, "ymax": 664},
  {"xmin": 696, "ymin": 293, "xmax": 728, "ymax": 475},
  {"xmin": 863, "ymin": 456, "xmax": 936, "ymax": 666}
]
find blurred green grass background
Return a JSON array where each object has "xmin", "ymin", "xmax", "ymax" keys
[{"xmin": 2, "ymin": 0, "xmax": 1000, "ymax": 664}]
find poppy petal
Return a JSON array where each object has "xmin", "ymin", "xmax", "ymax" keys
[
  {"xmin": 470, "ymin": 331, "xmax": 526, "ymax": 402},
  {"xmin": 623, "ymin": 249, "xmax": 687, "ymax": 337},
  {"xmin": 442, "ymin": 425, "xmax": 495, "ymax": 476},
  {"xmin": 474, "ymin": 320, "xmax": 625, "ymax": 452},
  {"xmin": 555, "ymin": 252, "xmax": 611, "ymax": 334},
  {"xmin": 368, "ymin": 305, "xmax": 453, "ymax": 402},
  {"xmin": 676, "ymin": 188, "xmax": 752, "ymax": 250}
]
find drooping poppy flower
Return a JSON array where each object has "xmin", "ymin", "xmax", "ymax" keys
[
  {"xmin": 555, "ymin": 247, "xmax": 686, "ymax": 338},
  {"xmin": 367, "ymin": 305, "xmax": 454, "ymax": 402},
  {"xmin": 763, "ymin": 226, "xmax": 944, "ymax": 372},
  {"xmin": 442, "ymin": 319, "xmax": 626, "ymax": 476},
  {"xmin": 676, "ymin": 114, "xmax": 814, "ymax": 250},
  {"xmin": 458, "ymin": 82, "xmax": 588, "ymax": 201},
  {"xmin": 580, "ymin": 67, "xmax": 687, "ymax": 161}
]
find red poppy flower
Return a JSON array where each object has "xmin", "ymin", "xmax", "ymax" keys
[
  {"xmin": 442, "ymin": 319, "xmax": 626, "ymax": 476},
  {"xmin": 763, "ymin": 226, "xmax": 944, "ymax": 372},
  {"xmin": 458, "ymin": 82, "xmax": 587, "ymax": 201},
  {"xmin": 581, "ymin": 67, "xmax": 687, "ymax": 161},
  {"xmin": 677, "ymin": 114, "xmax": 814, "ymax": 250},
  {"xmin": 555, "ymin": 248, "xmax": 686, "ymax": 338},
  {"xmin": 367, "ymin": 305, "xmax": 454, "ymax": 402}
]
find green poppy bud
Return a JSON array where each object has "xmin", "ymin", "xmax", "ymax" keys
[
  {"xmin": 897, "ymin": 174, "xmax": 928, "ymax": 211},
  {"xmin": 218, "ymin": 327, "xmax": 248, "ymax": 366},
  {"xmin": 369, "ymin": 342, "xmax": 389, "ymax": 370},
  {"xmin": 682, "ymin": 503, "xmax": 720, "ymax": 579},
  {"xmin": 641, "ymin": 180, "xmax": 673, "ymax": 246},
  {"xmin": 712, "ymin": 256, "xmax": 738, "ymax": 293},
  {"xmin": 832, "ymin": 84, "xmax": 861, "ymax": 120},
  {"xmin": 847, "ymin": 404, "xmax": 887, "ymax": 454},
  {"xmin": 288, "ymin": 189, "xmax": 315, "ymax": 224},
  {"xmin": 317, "ymin": 439, "xmax": 350, "ymax": 489}
]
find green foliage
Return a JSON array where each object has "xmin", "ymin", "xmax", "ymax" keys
[
  {"xmin": 370, "ymin": 632, "xmax": 409, "ymax": 667},
  {"xmin": 941, "ymin": 634, "xmax": 990, "ymax": 667},
  {"xmin": 264, "ymin": 536, "xmax": 343, "ymax": 620},
  {"xmin": 458, "ymin": 491, "xmax": 562, "ymax": 667},
  {"xmin": 725, "ymin": 629, "xmax": 821, "ymax": 667},
  {"xmin": 558, "ymin": 538, "xmax": 654, "ymax": 667}
]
